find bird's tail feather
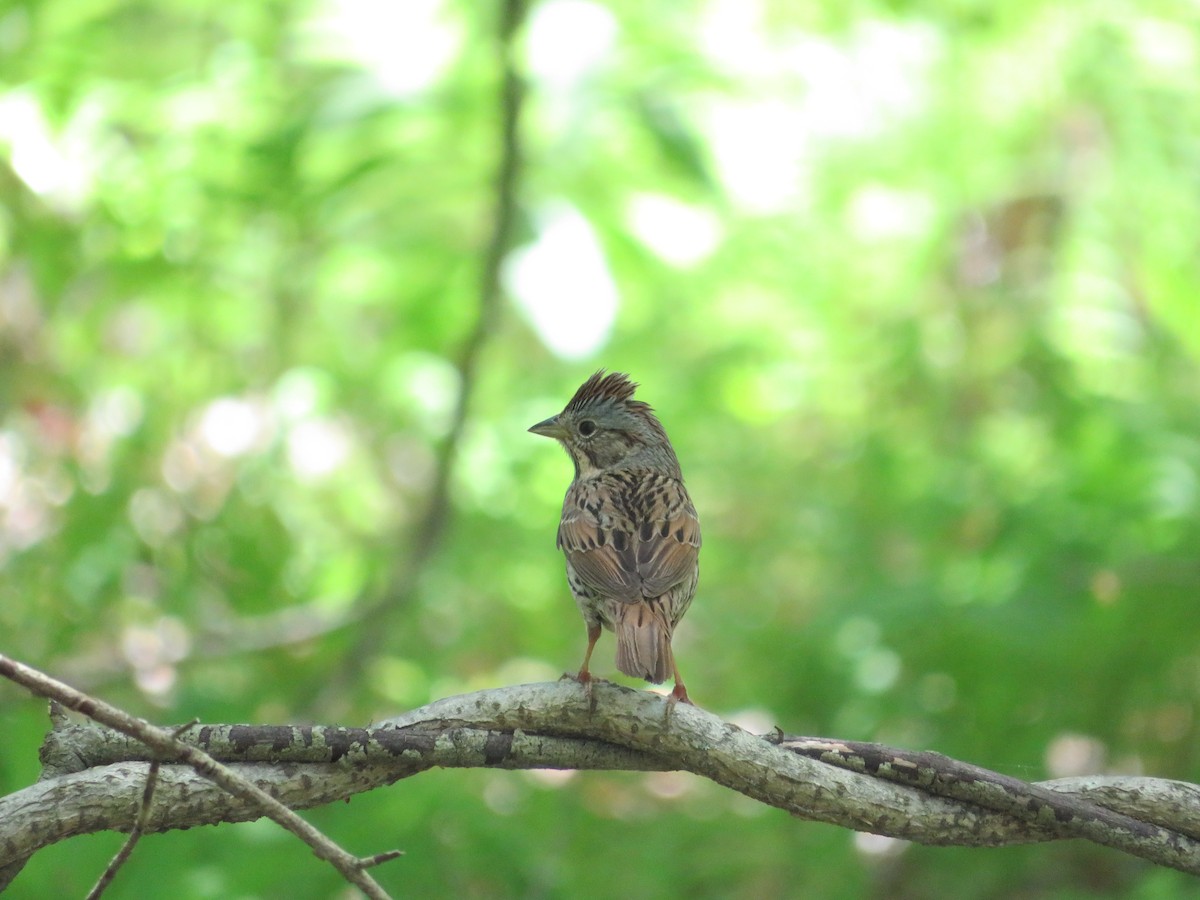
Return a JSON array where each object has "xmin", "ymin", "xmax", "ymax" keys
[{"xmin": 614, "ymin": 601, "xmax": 672, "ymax": 684}]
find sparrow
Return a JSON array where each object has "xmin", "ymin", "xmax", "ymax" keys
[{"xmin": 529, "ymin": 371, "xmax": 701, "ymax": 703}]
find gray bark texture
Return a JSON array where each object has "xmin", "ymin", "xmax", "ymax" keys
[{"xmin": 3, "ymin": 680, "xmax": 1199, "ymax": 887}]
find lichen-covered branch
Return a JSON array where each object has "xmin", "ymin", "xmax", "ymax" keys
[
  {"xmin": 0, "ymin": 655, "xmax": 400, "ymax": 898},
  {"xmin": 3, "ymin": 679, "xmax": 1198, "ymax": 885}
]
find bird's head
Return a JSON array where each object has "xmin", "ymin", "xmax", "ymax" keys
[{"xmin": 529, "ymin": 371, "xmax": 680, "ymax": 478}]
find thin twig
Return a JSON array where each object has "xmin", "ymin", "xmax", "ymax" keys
[
  {"xmin": 0, "ymin": 654, "xmax": 402, "ymax": 900},
  {"xmin": 86, "ymin": 758, "xmax": 161, "ymax": 900},
  {"xmin": 86, "ymin": 720, "xmax": 201, "ymax": 899}
]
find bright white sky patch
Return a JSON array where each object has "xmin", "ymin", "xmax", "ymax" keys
[
  {"xmin": 0, "ymin": 90, "xmax": 97, "ymax": 210},
  {"xmin": 0, "ymin": 432, "xmax": 19, "ymax": 500},
  {"xmin": 307, "ymin": 0, "xmax": 460, "ymax": 96},
  {"xmin": 505, "ymin": 206, "xmax": 618, "ymax": 360},
  {"xmin": 846, "ymin": 185, "xmax": 935, "ymax": 242},
  {"xmin": 199, "ymin": 398, "xmax": 262, "ymax": 458},
  {"xmin": 699, "ymin": 0, "xmax": 772, "ymax": 77},
  {"xmin": 626, "ymin": 193, "xmax": 723, "ymax": 267},
  {"xmin": 287, "ymin": 418, "xmax": 351, "ymax": 479},
  {"xmin": 699, "ymin": 3, "xmax": 939, "ymax": 214},
  {"xmin": 702, "ymin": 98, "xmax": 813, "ymax": 215},
  {"xmin": 526, "ymin": 0, "xmax": 618, "ymax": 89},
  {"xmin": 1130, "ymin": 17, "xmax": 1196, "ymax": 73}
]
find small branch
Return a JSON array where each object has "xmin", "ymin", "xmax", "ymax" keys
[
  {"xmin": 86, "ymin": 757, "xmax": 162, "ymax": 900},
  {"xmin": 86, "ymin": 719, "xmax": 201, "ymax": 899},
  {"xmin": 0, "ymin": 654, "xmax": 401, "ymax": 900}
]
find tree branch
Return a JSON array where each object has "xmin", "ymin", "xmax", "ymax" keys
[
  {"xmin": 3, "ymin": 675, "xmax": 1198, "ymax": 890},
  {"xmin": 0, "ymin": 654, "xmax": 401, "ymax": 898}
]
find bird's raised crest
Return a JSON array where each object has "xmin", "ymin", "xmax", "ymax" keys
[{"xmin": 565, "ymin": 370, "xmax": 650, "ymax": 416}]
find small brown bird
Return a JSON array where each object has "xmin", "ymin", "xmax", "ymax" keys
[{"xmin": 529, "ymin": 371, "xmax": 701, "ymax": 703}]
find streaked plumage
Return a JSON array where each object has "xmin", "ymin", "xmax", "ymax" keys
[{"xmin": 529, "ymin": 371, "xmax": 701, "ymax": 703}]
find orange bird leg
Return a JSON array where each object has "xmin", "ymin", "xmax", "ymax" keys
[
  {"xmin": 669, "ymin": 656, "xmax": 692, "ymax": 705},
  {"xmin": 576, "ymin": 622, "xmax": 602, "ymax": 683}
]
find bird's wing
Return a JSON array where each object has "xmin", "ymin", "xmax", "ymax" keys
[
  {"xmin": 558, "ymin": 472, "xmax": 700, "ymax": 602},
  {"xmin": 631, "ymin": 473, "xmax": 701, "ymax": 597}
]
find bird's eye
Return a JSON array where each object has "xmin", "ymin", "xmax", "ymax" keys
[{"xmin": 578, "ymin": 419, "xmax": 597, "ymax": 437}]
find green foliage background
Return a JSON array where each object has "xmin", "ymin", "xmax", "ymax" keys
[{"xmin": 1, "ymin": 0, "xmax": 1198, "ymax": 896}]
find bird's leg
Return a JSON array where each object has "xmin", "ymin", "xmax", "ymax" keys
[
  {"xmin": 660, "ymin": 657, "xmax": 691, "ymax": 729},
  {"xmin": 575, "ymin": 622, "xmax": 602, "ymax": 684},
  {"xmin": 566, "ymin": 622, "xmax": 601, "ymax": 711},
  {"xmin": 668, "ymin": 657, "xmax": 692, "ymax": 705}
]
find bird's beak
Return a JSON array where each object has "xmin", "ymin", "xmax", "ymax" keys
[{"xmin": 529, "ymin": 415, "xmax": 567, "ymax": 439}]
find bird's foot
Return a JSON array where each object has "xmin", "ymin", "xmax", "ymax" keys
[
  {"xmin": 669, "ymin": 682, "xmax": 692, "ymax": 705},
  {"xmin": 660, "ymin": 682, "xmax": 692, "ymax": 728}
]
